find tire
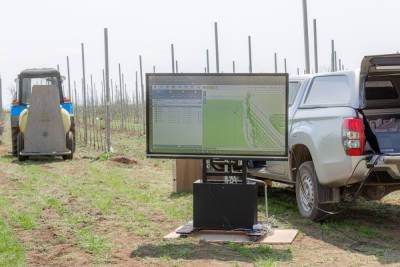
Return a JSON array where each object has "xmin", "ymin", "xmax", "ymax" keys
[
  {"xmin": 295, "ymin": 161, "xmax": 330, "ymax": 221},
  {"xmin": 63, "ymin": 131, "xmax": 74, "ymax": 160},
  {"xmin": 17, "ymin": 133, "xmax": 28, "ymax": 161},
  {"xmin": 70, "ymin": 118, "xmax": 76, "ymax": 149},
  {"xmin": 11, "ymin": 127, "xmax": 19, "ymax": 156},
  {"xmin": 62, "ymin": 154, "xmax": 73, "ymax": 160}
]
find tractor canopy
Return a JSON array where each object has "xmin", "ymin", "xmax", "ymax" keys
[
  {"xmin": 11, "ymin": 68, "xmax": 73, "ymax": 124},
  {"xmin": 17, "ymin": 68, "xmax": 64, "ymax": 105}
]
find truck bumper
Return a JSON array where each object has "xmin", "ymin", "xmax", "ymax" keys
[
  {"xmin": 346, "ymin": 154, "xmax": 400, "ymax": 185},
  {"xmin": 19, "ymin": 151, "xmax": 71, "ymax": 156}
]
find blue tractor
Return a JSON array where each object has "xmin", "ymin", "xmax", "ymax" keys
[{"xmin": 10, "ymin": 68, "xmax": 75, "ymax": 160}]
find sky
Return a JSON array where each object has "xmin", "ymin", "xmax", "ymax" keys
[{"xmin": 1, "ymin": 0, "xmax": 400, "ymax": 108}]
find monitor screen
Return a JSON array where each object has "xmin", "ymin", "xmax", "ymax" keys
[{"xmin": 146, "ymin": 74, "xmax": 288, "ymax": 159}]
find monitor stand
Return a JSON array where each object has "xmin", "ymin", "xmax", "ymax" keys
[{"xmin": 178, "ymin": 159, "xmax": 260, "ymax": 235}]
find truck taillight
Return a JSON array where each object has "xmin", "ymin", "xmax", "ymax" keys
[{"xmin": 343, "ymin": 117, "xmax": 365, "ymax": 156}]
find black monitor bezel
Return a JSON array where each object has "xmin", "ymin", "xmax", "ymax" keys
[{"xmin": 146, "ymin": 73, "xmax": 289, "ymax": 160}]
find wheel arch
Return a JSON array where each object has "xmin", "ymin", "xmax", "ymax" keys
[
  {"xmin": 291, "ymin": 143, "xmax": 341, "ymax": 206},
  {"xmin": 290, "ymin": 144, "xmax": 313, "ymax": 182}
]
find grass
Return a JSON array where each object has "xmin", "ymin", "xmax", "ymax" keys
[
  {"xmin": 9, "ymin": 212, "xmax": 36, "ymax": 230},
  {"xmin": 0, "ymin": 156, "xmax": 113, "ymax": 264},
  {"xmin": 1, "ymin": 113, "xmax": 400, "ymax": 266},
  {"xmin": 75, "ymin": 228, "xmax": 111, "ymax": 255},
  {"xmin": 315, "ymin": 220, "xmax": 381, "ymax": 239},
  {"xmin": 0, "ymin": 219, "xmax": 25, "ymax": 267},
  {"xmin": 0, "ymin": 195, "xmax": 37, "ymax": 231},
  {"xmin": 228, "ymin": 243, "xmax": 292, "ymax": 267}
]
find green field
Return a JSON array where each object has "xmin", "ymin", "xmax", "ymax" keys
[
  {"xmin": 202, "ymin": 99, "xmax": 247, "ymax": 148},
  {"xmin": 2, "ymin": 113, "xmax": 400, "ymax": 266}
]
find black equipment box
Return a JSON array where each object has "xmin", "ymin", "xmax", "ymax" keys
[{"xmin": 193, "ymin": 179, "xmax": 258, "ymax": 231}]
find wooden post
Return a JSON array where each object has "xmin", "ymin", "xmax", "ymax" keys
[
  {"xmin": 284, "ymin": 58, "xmax": 287, "ymax": 73},
  {"xmin": 104, "ymin": 28, "xmax": 111, "ymax": 152},
  {"xmin": 248, "ymin": 35, "xmax": 252, "ymax": 73},
  {"xmin": 0, "ymin": 75, "xmax": 2, "ymax": 113},
  {"xmin": 171, "ymin": 44, "xmax": 175, "ymax": 73},
  {"xmin": 334, "ymin": 51, "xmax": 338, "ymax": 72},
  {"xmin": 313, "ymin": 18, "xmax": 319, "ymax": 73},
  {"xmin": 139, "ymin": 55, "xmax": 145, "ymax": 135},
  {"xmin": 214, "ymin": 22, "xmax": 220, "ymax": 73},
  {"xmin": 331, "ymin": 40, "xmax": 335, "ymax": 72},
  {"xmin": 135, "ymin": 71, "xmax": 139, "ymax": 126},
  {"xmin": 66, "ymin": 56, "xmax": 72, "ymax": 98},
  {"xmin": 81, "ymin": 43, "xmax": 88, "ymax": 145},
  {"xmin": 173, "ymin": 159, "xmax": 203, "ymax": 192},
  {"xmin": 302, "ymin": 0, "xmax": 310, "ymax": 74},
  {"xmin": 118, "ymin": 63, "xmax": 124, "ymax": 129},
  {"xmin": 206, "ymin": 49, "xmax": 210, "ymax": 73},
  {"xmin": 0, "ymin": 75, "xmax": 2, "ymax": 125}
]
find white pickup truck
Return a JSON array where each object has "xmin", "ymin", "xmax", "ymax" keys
[{"xmin": 250, "ymin": 54, "xmax": 400, "ymax": 221}]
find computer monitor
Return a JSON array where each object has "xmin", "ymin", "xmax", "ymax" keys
[{"xmin": 146, "ymin": 74, "xmax": 288, "ymax": 159}]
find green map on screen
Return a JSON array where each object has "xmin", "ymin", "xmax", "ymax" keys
[{"xmin": 149, "ymin": 77, "xmax": 287, "ymax": 157}]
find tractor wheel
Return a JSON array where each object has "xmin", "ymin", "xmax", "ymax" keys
[
  {"xmin": 63, "ymin": 131, "xmax": 74, "ymax": 160},
  {"xmin": 17, "ymin": 133, "xmax": 28, "ymax": 161},
  {"xmin": 11, "ymin": 127, "xmax": 19, "ymax": 156}
]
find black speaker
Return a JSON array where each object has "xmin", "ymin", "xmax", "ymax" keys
[{"xmin": 193, "ymin": 179, "xmax": 258, "ymax": 231}]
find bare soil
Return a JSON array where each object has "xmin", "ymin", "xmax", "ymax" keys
[{"xmin": 1, "ymin": 120, "xmax": 400, "ymax": 266}]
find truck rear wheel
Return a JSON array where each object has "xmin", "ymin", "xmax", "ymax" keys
[{"xmin": 295, "ymin": 161, "xmax": 331, "ymax": 221}]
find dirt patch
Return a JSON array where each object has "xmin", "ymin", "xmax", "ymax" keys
[
  {"xmin": 0, "ymin": 143, "xmax": 9, "ymax": 156},
  {"xmin": 29, "ymin": 245, "xmax": 93, "ymax": 267},
  {"xmin": 18, "ymin": 213, "xmax": 94, "ymax": 267},
  {"xmin": 112, "ymin": 128, "xmax": 143, "ymax": 137},
  {"xmin": 111, "ymin": 157, "xmax": 138, "ymax": 165},
  {"xmin": 81, "ymin": 155, "xmax": 96, "ymax": 160},
  {"xmin": 0, "ymin": 170, "xmax": 10, "ymax": 187},
  {"xmin": 105, "ymin": 228, "xmax": 146, "ymax": 265}
]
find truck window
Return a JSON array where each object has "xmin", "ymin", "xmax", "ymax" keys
[
  {"xmin": 304, "ymin": 75, "xmax": 351, "ymax": 106},
  {"xmin": 289, "ymin": 81, "xmax": 301, "ymax": 106},
  {"xmin": 365, "ymin": 80, "xmax": 398, "ymax": 100}
]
